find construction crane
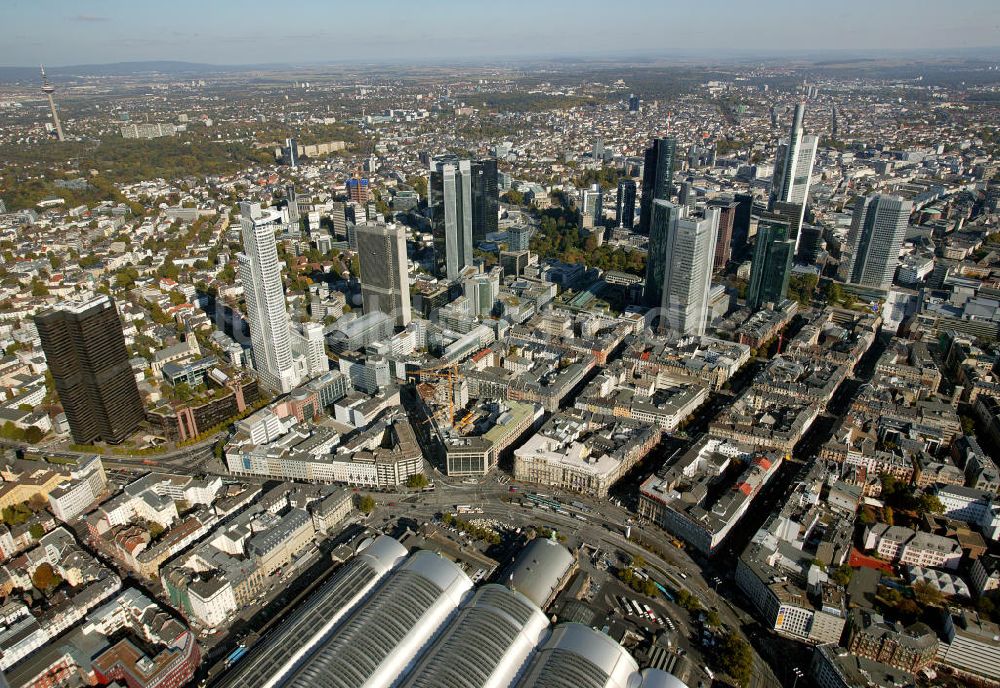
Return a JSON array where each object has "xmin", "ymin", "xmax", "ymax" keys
[{"xmin": 408, "ymin": 362, "xmax": 463, "ymax": 427}]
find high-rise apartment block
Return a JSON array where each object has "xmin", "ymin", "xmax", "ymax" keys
[
  {"xmin": 237, "ymin": 202, "xmax": 301, "ymax": 394},
  {"xmin": 640, "ymin": 137, "xmax": 676, "ymax": 235},
  {"xmin": 35, "ymin": 296, "xmax": 145, "ymax": 444},
  {"xmin": 839, "ymin": 194, "xmax": 912, "ymax": 289},
  {"xmin": 356, "ymin": 221, "xmax": 412, "ymax": 327}
]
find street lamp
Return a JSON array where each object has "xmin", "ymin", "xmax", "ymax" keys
[{"xmin": 791, "ymin": 666, "xmax": 804, "ymax": 688}]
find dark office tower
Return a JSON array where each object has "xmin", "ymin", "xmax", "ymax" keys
[
  {"xmin": 797, "ymin": 226, "xmax": 824, "ymax": 264},
  {"xmin": 711, "ymin": 200, "xmax": 738, "ymax": 271},
  {"xmin": 747, "ymin": 220, "xmax": 795, "ymax": 310},
  {"xmin": 285, "ymin": 185, "xmax": 300, "ymax": 227},
  {"xmin": 732, "ymin": 193, "xmax": 754, "ymax": 251},
  {"xmin": 35, "ymin": 296, "xmax": 145, "ymax": 445},
  {"xmin": 616, "ymin": 179, "xmax": 637, "ymax": 229},
  {"xmin": 628, "ymin": 94, "xmax": 640, "ymax": 113},
  {"xmin": 678, "ymin": 181, "xmax": 693, "ymax": 209},
  {"xmin": 470, "ymin": 158, "xmax": 499, "ymax": 244},
  {"xmin": 838, "ymin": 194, "xmax": 912, "ymax": 289},
  {"xmin": 639, "ymin": 137, "xmax": 677, "ymax": 235},
  {"xmin": 356, "ymin": 222, "xmax": 411, "ymax": 327},
  {"xmin": 643, "ymin": 199, "xmax": 680, "ymax": 308}
]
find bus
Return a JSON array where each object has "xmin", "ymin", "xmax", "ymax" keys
[
  {"xmin": 630, "ymin": 600, "xmax": 644, "ymax": 618},
  {"xmin": 456, "ymin": 505, "xmax": 474, "ymax": 514}
]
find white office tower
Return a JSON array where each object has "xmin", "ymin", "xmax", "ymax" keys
[
  {"xmin": 579, "ymin": 183, "xmax": 603, "ymax": 229},
  {"xmin": 290, "ymin": 320, "xmax": 328, "ymax": 377},
  {"xmin": 838, "ymin": 194, "xmax": 913, "ymax": 289},
  {"xmin": 237, "ymin": 202, "xmax": 301, "ymax": 394},
  {"xmin": 658, "ymin": 204, "xmax": 719, "ymax": 337},
  {"xmin": 430, "ymin": 158, "xmax": 474, "ymax": 280},
  {"xmin": 771, "ymin": 102, "xmax": 818, "ymax": 249},
  {"xmin": 463, "ymin": 268, "xmax": 501, "ymax": 318},
  {"xmin": 356, "ymin": 222, "xmax": 412, "ymax": 327}
]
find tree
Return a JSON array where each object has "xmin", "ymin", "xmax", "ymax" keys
[
  {"xmin": 913, "ymin": 581, "xmax": 944, "ymax": 609},
  {"xmin": 406, "ymin": 473, "xmax": 429, "ymax": 490},
  {"xmin": 884, "ymin": 506, "xmax": 894, "ymax": 526},
  {"xmin": 357, "ymin": 494, "xmax": 375, "ymax": 514},
  {"xmin": 831, "ymin": 564, "xmax": 854, "ymax": 587},
  {"xmin": 28, "ymin": 523, "xmax": 45, "ymax": 540},
  {"xmin": 713, "ymin": 634, "xmax": 753, "ymax": 687},
  {"xmin": 917, "ymin": 493, "xmax": 944, "ymax": 515},
  {"xmin": 32, "ymin": 563, "xmax": 62, "ymax": 592},
  {"xmin": 706, "ymin": 610, "xmax": 722, "ymax": 628}
]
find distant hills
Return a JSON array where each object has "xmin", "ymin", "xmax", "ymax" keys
[{"xmin": 0, "ymin": 61, "xmax": 263, "ymax": 83}]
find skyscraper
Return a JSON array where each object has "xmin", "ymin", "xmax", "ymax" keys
[
  {"xmin": 592, "ymin": 137, "xmax": 605, "ymax": 161},
  {"xmin": 237, "ymin": 202, "xmax": 301, "ymax": 394},
  {"xmin": 628, "ymin": 94, "xmax": 640, "ymax": 113},
  {"xmin": 650, "ymin": 205, "xmax": 719, "ymax": 336},
  {"xmin": 508, "ymin": 225, "xmax": 532, "ymax": 252},
  {"xmin": 284, "ymin": 137, "xmax": 298, "ymax": 168},
  {"xmin": 430, "ymin": 157, "xmax": 474, "ymax": 280},
  {"xmin": 347, "ymin": 177, "xmax": 370, "ymax": 204},
  {"xmin": 644, "ymin": 200, "xmax": 680, "ymax": 308},
  {"xmin": 839, "ymin": 194, "xmax": 912, "ymax": 289},
  {"xmin": 616, "ymin": 179, "xmax": 636, "ymax": 229},
  {"xmin": 711, "ymin": 200, "xmax": 738, "ymax": 272},
  {"xmin": 285, "ymin": 185, "xmax": 300, "ymax": 227},
  {"xmin": 356, "ymin": 221, "xmax": 412, "ymax": 327},
  {"xmin": 747, "ymin": 219, "xmax": 795, "ymax": 310},
  {"xmin": 732, "ymin": 192, "xmax": 755, "ymax": 253},
  {"xmin": 678, "ymin": 181, "xmax": 693, "ymax": 209},
  {"xmin": 579, "ymin": 184, "xmax": 603, "ymax": 229},
  {"xmin": 639, "ymin": 137, "xmax": 677, "ymax": 235},
  {"xmin": 470, "ymin": 158, "xmax": 499, "ymax": 244},
  {"xmin": 770, "ymin": 102, "xmax": 818, "ymax": 251},
  {"xmin": 35, "ymin": 296, "xmax": 145, "ymax": 444}
]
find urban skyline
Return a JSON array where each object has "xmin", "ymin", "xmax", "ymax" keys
[{"xmin": 1, "ymin": 5, "xmax": 1000, "ymax": 688}]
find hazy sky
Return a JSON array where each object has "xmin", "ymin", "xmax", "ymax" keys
[{"xmin": 4, "ymin": 0, "xmax": 999, "ymax": 66}]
